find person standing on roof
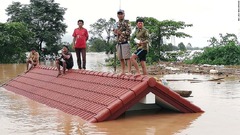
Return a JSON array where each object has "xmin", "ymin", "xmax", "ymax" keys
[
  {"xmin": 130, "ymin": 18, "xmax": 150, "ymax": 76},
  {"xmin": 113, "ymin": 9, "xmax": 132, "ymax": 76},
  {"xmin": 72, "ymin": 19, "xmax": 89, "ymax": 70}
]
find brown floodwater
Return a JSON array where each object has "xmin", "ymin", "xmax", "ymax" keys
[{"xmin": 1, "ymin": 52, "xmax": 240, "ymax": 135}]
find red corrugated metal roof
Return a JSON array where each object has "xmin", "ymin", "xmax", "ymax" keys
[{"xmin": 3, "ymin": 66, "xmax": 203, "ymax": 122}]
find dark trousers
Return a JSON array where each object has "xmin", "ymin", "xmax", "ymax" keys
[{"xmin": 75, "ymin": 48, "xmax": 86, "ymax": 69}]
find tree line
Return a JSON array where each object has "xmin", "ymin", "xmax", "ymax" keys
[
  {"xmin": 186, "ymin": 33, "xmax": 240, "ymax": 65},
  {"xmin": 0, "ymin": 0, "xmax": 67, "ymax": 63},
  {"xmin": 88, "ymin": 17, "xmax": 195, "ymax": 64},
  {"xmin": 1, "ymin": 0, "xmax": 239, "ymax": 65}
]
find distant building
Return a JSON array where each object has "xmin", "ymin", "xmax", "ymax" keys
[{"xmin": 162, "ymin": 36, "xmax": 176, "ymax": 46}]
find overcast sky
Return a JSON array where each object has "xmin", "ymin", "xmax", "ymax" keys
[{"xmin": 1, "ymin": 0, "xmax": 239, "ymax": 47}]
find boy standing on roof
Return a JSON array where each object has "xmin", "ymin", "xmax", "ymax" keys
[
  {"xmin": 113, "ymin": 9, "xmax": 132, "ymax": 75},
  {"xmin": 130, "ymin": 18, "xmax": 150, "ymax": 76}
]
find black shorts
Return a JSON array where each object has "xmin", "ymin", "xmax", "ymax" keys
[
  {"xmin": 134, "ymin": 49, "xmax": 147, "ymax": 61},
  {"xmin": 59, "ymin": 60, "xmax": 73, "ymax": 69}
]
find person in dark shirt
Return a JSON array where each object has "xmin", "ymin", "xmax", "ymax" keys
[{"xmin": 56, "ymin": 45, "xmax": 74, "ymax": 77}]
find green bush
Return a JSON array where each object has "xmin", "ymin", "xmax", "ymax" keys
[{"xmin": 186, "ymin": 42, "xmax": 240, "ymax": 65}]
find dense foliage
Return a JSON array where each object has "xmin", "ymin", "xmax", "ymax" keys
[
  {"xmin": 89, "ymin": 18, "xmax": 117, "ymax": 54},
  {"xmin": 0, "ymin": 22, "xmax": 34, "ymax": 63},
  {"xmin": 6, "ymin": 0, "xmax": 67, "ymax": 54},
  {"xmin": 141, "ymin": 18, "xmax": 192, "ymax": 63},
  {"xmin": 185, "ymin": 33, "xmax": 240, "ymax": 65},
  {"xmin": 89, "ymin": 17, "xmax": 193, "ymax": 65},
  {"xmin": 4, "ymin": 2, "xmax": 238, "ymax": 66}
]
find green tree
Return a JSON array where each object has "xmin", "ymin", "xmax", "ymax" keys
[
  {"xmin": 207, "ymin": 33, "xmax": 238, "ymax": 47},
  {"xmin": 89, "ymin": 18, "xmax": 116, "ymax": 39},
  {"xmin": 187, "ymin": 33, "xmax": 240, "ymax": 65},
  {"xmin": 207, "ymin": 37, "xmax": 219, "ymax": 47},
  {"xmin": 89, "ymin": 18, "xmax": 118, "ymax": 70},
  {"xmin": 0, "ymin": 22, "xmax": 34, "ymax": 63},
  {"xmin": 178, "ymin": 42, "xmax": 186, "ymax": 51},
  {"xmin": 219, "ymin": 33, "xmax": 238, "ymax": 46},
  {"xmin": 89, "ymin": 18, "xmax": 117, "ymax": 54},
  {"xmin": 186, "ymin": 43, "xmax": 192, "ymax": 50},
  {"xmin": 6, "ymin": 0, "xmax": 67, "ymax": 51},
  {"xmin": 131, "ymin": 17, "xmax": 192, "ymax": 62},
  {"xmin": 89, "ymin": 17, "xmax": 192, "ymax": 64},
  {"xmin": 88, "ymin": 38, "xmax": 107, "ymax": 52}
]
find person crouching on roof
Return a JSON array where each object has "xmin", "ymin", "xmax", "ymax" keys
[
  {"xmin": 26, "ymin": 47, "xmax": 39, "ymax": 71},
  {"xmin": 56, "ymin": 45, "xmax": 74, "ymax": 77}
]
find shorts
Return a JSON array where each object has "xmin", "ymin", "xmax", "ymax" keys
[
  {"xmin": 116, "ymin": 43, "xmax": 131, "ymax": 60},
  {"xmin": 59, "ymin": 60, "xmax": 73, "ymax": 69},
  {"xmin": 134, "ymin": 49, "xmax": 147, "ymax": 61}
]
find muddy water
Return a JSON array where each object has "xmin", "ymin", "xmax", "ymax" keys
[{"xmin": 1, "ymin": 52, "xmax": 240, "ymax": 135}]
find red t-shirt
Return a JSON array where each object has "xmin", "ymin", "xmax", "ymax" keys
[{"xmin": 72, "ymin": 28, "xmax": 89, "ymax": 48}]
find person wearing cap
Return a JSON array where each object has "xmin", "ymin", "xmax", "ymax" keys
[
  {"xmin": 26, "ymin": 47, "xmax": 39, "ymax": 71},
  {"xmin": 72, "ymin": 19, "xmax": 89, "ymax": 69},
  {"xmin": 113, "ymin": 9, "xmax": 132, "ymax": 75},
  {"xmin": 56, "ymin": 45, "xmax": 74, "ymax": 76},
  {"xmin": 130, "ymin": 18, "xmax": 150, "ymax": 76}
]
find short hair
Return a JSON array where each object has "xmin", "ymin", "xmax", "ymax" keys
[
  {"xmin": 77, "ymin": 19, "xmax": 84, "ymax": 24},
  {"xmin": 136, "ymin": 18, "xmax": 144, "ymax": 23},
  {"xmin": 31, "ymin": 47, "xmax": 36, "ymax": 51},
  {"xmin": 63, "ymin": 45, "xmax": 69, "ymax": 50}
]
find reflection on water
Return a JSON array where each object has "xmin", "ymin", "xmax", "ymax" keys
[
  {"xmin": 0, "ymin": 88, "xmax": 86, "ymax": 135},
  {"xmin": 0, "ymin": 64, "xmax": 26, "ymax": 84},
  {"xmin": 0, "ymin": 90, "xmax": 201, "ymax": 135},
  {"xmin": 1, "ymin": 53, "xmax": 240, "ymax": 135},
  {"xmin": 162, "ymin": 74, "xmax": 240, "ymax": 135},
  {"xmin": 86, "ymin": 111, "xmax": 202, "ymax": 135}
]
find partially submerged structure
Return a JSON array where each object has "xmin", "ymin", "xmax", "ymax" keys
[{"xmin": 2, "ymin": 66, "xmax": 203, "ymax": 122}]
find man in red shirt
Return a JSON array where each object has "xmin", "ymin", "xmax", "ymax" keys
[{"xmin": 72, "ymin": 19, "xmax": 89, "ymax": 69}]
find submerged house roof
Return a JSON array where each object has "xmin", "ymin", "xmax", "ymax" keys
[{"xmin": 3, "ymin": 66, "xmax": 203, "ymax": 123}]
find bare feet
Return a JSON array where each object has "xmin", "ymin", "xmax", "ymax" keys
[
  {"xmin": 134, "ymin": 73, "xmax": 141, "ymax": 78},
  {"xmin": 24, "ymin": 70, "xmax": 30, "ymax": 73},
  {"xmin": 125, "ymin": 73, "xmax": 133, "ymax": 76},
  {"xmin": 57, "ymin": 72, "xmax": 61, "ymax": 77},
  {"xmin": 25, "ymin": 68, "xmax": 32, "ymax": 73},
  {"xmin": 117, "ymin": 72, "xmax": 126, "ymax": 77}
]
